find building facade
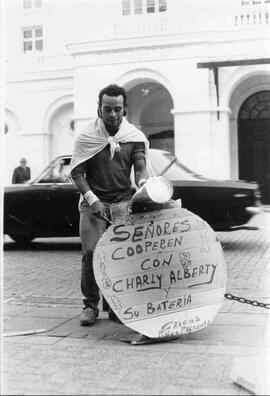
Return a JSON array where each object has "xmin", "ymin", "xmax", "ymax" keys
[{"xmin": 4, "ymin": 0, "xmax": 270, "ymax": 202}]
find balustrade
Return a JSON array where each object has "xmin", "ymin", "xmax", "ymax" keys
[
  {"xmin": 235, "ymin": 0, "xmax": 270, "ymax": 26},
  {"xmin": 235, "ymin": 9, "xmax": 269, "ymax": 25}
]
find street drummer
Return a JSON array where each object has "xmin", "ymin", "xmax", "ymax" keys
[{"xmin": 70, "ymin": 84, "xmax": 151, "ymax": 326}]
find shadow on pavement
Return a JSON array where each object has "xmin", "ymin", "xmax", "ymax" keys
[{"xmin": 3, "ymin": 239, "xmax": 82, "ymax": 251}]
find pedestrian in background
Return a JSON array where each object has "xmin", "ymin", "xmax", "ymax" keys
[
  {"xmin": 70, "ymin": 84, "xmax": 150, "ymax": 326},
  {"xmin": 12, "ymin": 157, "xmax": 31, "ymax": 184}
]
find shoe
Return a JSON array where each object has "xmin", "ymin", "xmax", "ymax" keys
[
  {"xmin": 79, "ymin": 307, "xmax": 99, "ymax": 326},
  {"xmin": 108, "ymin": 308, "xmax": 122, "ymax": 324}
]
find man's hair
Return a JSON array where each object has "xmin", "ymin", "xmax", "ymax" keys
[{"xmin": 98, "ymin": 84, "xmax": 127, "ymax": 107}]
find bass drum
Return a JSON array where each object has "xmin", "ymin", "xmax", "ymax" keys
[{"xmin": 94, "ymin": 200, "xmax": 226, "ymax": 339}]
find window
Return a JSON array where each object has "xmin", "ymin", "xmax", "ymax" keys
[
  {"xmin": 159, "ymin": 0, "xmax": 167, "ymax": 12},
  {"xmin": 122, "ymin": 0, "xmax": 167, "ymax": 16},
  {"xmin": 23, "ymin": 0, "xmax": 32, "ymax": 8},
  {"xmin": 147, "ymin": 0, "xmax": 155, "ymax": 13},
  {"xmin": 239, "ymin": 91, "xmax": 270, "ymax": 120},
  {"xmin": 134, "ymin": 0, "xmax": 142, "ymax": 14},
  {"xmin": 122, "ymin": 0, "xmax": 131, "ymax": 15},
  {"xmin": 23, "ymin": 27, "xmax": 43, "ymax": 53},
  {"xmin": 23, "ymin": 0, "xmax": 42, "ymax": 8}
]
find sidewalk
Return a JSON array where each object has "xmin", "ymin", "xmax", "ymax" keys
[
  {"xmin": 3, "ymin": 301, "xmax": 270, "ymax": 395},
  {"xmin": 2, "ymin": 217, "xmax": 270, "ymax": 395}
]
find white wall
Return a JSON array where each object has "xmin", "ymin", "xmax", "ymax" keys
[
  {"xmin": 5, "ymin": 77, "xmax": 73, "ymax": 184},
  {"xmin": 4, "ymin": 0, "xmax": 270, "ymax": 184}
]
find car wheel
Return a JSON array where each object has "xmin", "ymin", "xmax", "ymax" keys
[{"xmin": 9, "ymin": 235, "xmax": 35, "ymax": 245}]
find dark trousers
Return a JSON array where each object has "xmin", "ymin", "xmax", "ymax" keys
[
  {"xmin": 79, "ymin": 199, "xmax": 131, "ymax": 310},
  {"xmin": 79, "ymin": 203, "xmax": 108, "ymax": 309}
]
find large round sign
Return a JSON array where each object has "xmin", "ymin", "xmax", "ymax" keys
[{"xmin": 93, "ymin": 201, "xmax": 226, "ymax": 339}]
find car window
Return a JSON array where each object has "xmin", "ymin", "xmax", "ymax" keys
[
  {"xmin": 130, "ymin": 150, "xmax": 203, "ymax": 188},
  {"xmin": 33, "ymin": 150, "xmax": 205, "ymax": 186},
  {"xmin": 149, "ymin": 150, "xmax": 204, "ymax": 181},
  {"xmin": 37, "ymin": 158, "xmax": 72, "ymax": 184}
]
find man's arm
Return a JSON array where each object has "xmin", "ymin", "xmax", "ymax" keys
[
  {"xmin": 70, "ymin": 163, "xmax": 106, "ymax": 219},
  {"xmin": 134, "ymin": 157, "xmax": 149, "ymax": 188},
  {"xmin": 133, "ymin": 142, "xmax": 149, "ymax": 187},
  {"xmin": 70, "ymin": 163, "xmax": 92, "ymax": 195}
]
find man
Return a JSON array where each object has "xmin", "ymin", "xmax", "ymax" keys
[
  {"xmin": 12, "ymin": 157, "xmax": 31, "ymax": 184},
  {"xmin": 70, "ymin": 84, "xmax": 150, "ymax": 326}
]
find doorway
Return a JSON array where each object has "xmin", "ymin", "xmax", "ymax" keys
[
  {"xmin": 126, "ymin": 81, "xmax": 174, "ymax": 153},
  {"xmin": 238, "ymin": 91, "xmax": 270, "ymax": 203},
  {"xmin": 48, "ymin": 103, "xmax": 74, "ymax": 160}
]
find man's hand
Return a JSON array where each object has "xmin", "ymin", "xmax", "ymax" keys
[
  {"xmin": 138, "ymin": 178, "xmax": 147, "ymax": 188},
  {"xmin": 91, "ymin": 200, "xmax": 106, "ymax": 220}
]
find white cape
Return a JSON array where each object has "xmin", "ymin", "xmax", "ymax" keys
[{"xmin": 70, "ymin": 118, "xmax": 153, "ymax": 176}]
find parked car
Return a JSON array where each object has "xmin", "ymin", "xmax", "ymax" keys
[{"xmin": 4, "ymin": 149, "xmax": 261, "ymax": 244}]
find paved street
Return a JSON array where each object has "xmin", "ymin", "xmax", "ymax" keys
[{"xmin": 2, "ymin": 210, "xmax": 270, "ymax": 395}]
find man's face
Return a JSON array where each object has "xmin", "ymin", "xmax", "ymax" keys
[{"xmin": 100, "ymin": 94, "xmax": 126, "ymax": 134}]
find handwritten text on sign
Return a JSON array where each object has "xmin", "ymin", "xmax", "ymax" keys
[{"xmin": 93, "ymin": 208, "xmax": 226, "ymax": 338}]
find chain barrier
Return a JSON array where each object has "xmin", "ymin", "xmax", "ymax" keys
[{"xmin": 225, "ymin": 293, "xmax": 270, "ymax": 310}]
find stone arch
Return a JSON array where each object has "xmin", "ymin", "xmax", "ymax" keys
[
  {"xmin": 44, "ymin": 95, "xmax": 74, "ymax": 159},
  {"xmin": 4, "ymin": 106, "xmax": 21, "ymax": 133},
  {"xmin": 117, "ymin": 68, "xmax": 176, "ymax": 99},
  {"xmin": 228, "ymin": 70, "xmax": 270, "ymax": 118},
  {"xmin": 238, "ymin": 90, "xmax": 270, "ymax": 203},
  {"xmin": 227, "ymin": 70, "xmax": 270, "ymax": 180},
  {"xmin": 116, "ymin": 69, "xmax": 175, "ymax": 153}
]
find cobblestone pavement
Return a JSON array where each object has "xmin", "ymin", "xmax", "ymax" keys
[{"xmin": 2, "ymin": 211, "xmax": 270, "ymax": 395}]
